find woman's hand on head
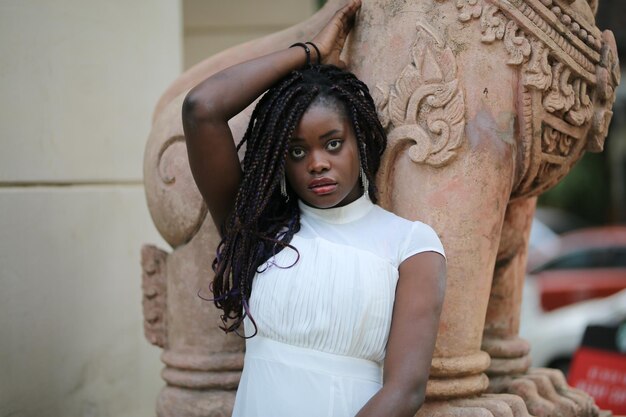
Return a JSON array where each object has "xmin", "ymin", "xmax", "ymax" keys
[{"xmin": 312, "ymin": 0, "xmax": 361, "ymax": 68}]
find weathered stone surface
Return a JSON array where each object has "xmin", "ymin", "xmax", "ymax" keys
[{"xmin": 142, "ymin": 0, "xmax": 619, "ymax": 415}]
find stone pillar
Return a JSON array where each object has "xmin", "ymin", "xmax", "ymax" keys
[
  {"xmin": 142, "ymin": 0, "xmax": 619, "ymax": 416},
  {"xmin": 351, "ymin": 1, "xmax": 519, "ymax": 400},
  {"xmin": 350, "ymin": 1, "xmax": 617, "ymax": 415},
  {"xmin": 482, "ymin": 197, "xmax": 601, "ymax": 417},
  {"xmin": 483, "ymin": 197, "xmax": 536, "ymax": 384},
  {"xmin": 142, "ymin": 96, "xmax": 244, "ymax": 417}
]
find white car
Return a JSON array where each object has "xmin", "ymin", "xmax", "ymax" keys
[
  {"xmin": 520, "ymin": 223, "xmax": 626, "ymax": 372},
  {"xmin": 520, "ymin": 285, "xmax": 626, "ymax": 371}
]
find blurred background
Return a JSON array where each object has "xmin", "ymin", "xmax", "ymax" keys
[{"xmin": 0, "ymin": 0, "xmax": 624, "ymax": 416}]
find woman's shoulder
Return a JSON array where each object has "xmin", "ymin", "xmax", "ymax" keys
[
  {"xmin": 368, "ymin": 204, "xmax": 430, "ymax": 230},
  {"xmin": 367, "ymin": 204, "xmax": 445, "ymax": 262}
]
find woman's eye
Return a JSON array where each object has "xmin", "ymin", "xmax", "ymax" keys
[
  {"xmin": 290, "ymin": 148, "xmax": 305, "ymax": 159},
  {"xmin": 326, "ymin": 140, "xmax": 342, "ymax": 151}
]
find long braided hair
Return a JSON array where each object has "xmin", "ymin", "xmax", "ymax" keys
[{"xmin": 211, "ymin": 64, "xmax": 387, "ymax": 335}]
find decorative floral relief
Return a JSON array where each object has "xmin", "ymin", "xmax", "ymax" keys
[
  {"xmin": 522, "ymin": 39, "xmax": 552, "ymax": 90},
  {"xmin": 543, "ymin": 63, "xmax": 575, "ymax": 114},
  {"xmin": 374, "ymin": 23, "xmax": 465, "ymax": 168},
  {"xmin": 141, "ymin": 245, "xmax": 168, "ymax": 349},
  {"xmin": 480, "ymin": 5, "xmax": 507, "ymax": 43},
  {"xmin": 455, "ymin": 0, "xmax": 483, "ymax": 22},
  {"xmin": 534, "ymin": 61, "xmax": 593, "ymax": 127},
  {"xmin": 480, "ymin": 6, "xmax": 531, "ymax": 66},
  {"xmin": 566, "ymin": 79, "xmax": 594, "ymax": 126},
  {"xmin": 503, "ymin": 20, "xmax": 532, "ymax": 65}
]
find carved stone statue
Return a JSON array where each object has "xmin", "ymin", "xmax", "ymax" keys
[{"xmin": 142, "ymin": 0, "xmax": 620, "ymax": 416}]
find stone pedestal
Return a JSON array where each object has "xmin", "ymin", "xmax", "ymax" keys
[{"xmin": 142, "ymin": 0, "xmax": 619, "ymax": 415}]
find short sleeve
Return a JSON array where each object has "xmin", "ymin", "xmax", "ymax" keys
[{"xmin": 398, "ymin": 221, "xmax": 446, "ymax": 264}]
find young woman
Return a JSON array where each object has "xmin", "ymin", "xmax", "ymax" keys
[{"xmin": 182, "ymin": 1, "xmax": 446, "ymax": 416}]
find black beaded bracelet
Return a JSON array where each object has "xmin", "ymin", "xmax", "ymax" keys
[
  {"xmin": 290, "ymin": 42, "xmax": 311, "ymax": 65},
  {"xmin": 305, "ymin": 42, "xmax": 321, "ymax": 65}
]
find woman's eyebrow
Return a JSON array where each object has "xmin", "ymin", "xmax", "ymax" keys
[
  {"xmin": 290, "ymin": 129, "xmax": 342, "ymax": 142},
  {"xmin": 319, "ymin": 129, "xmax": 342, "ymax": 140}
]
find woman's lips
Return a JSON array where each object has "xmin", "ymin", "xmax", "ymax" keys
[
  {"xmin": 310, "ymin": 184, "xmax": 337, "ymax": 195},
  {"xmin": 308, "ymin": 178, "xmax": 337, "ymax": 195}
]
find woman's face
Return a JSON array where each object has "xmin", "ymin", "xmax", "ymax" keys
[{"xmin": 285, "ymin": 102, "xmax": 362, "ymax": 209}]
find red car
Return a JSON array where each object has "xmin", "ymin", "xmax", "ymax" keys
[{"xmin": 527, "ymin": 226, "xmax": 626, "ymax": 312}]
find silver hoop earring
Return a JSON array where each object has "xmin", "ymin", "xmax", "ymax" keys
[
  {"xmin": 280, "ymin": 176, "xmax": 289, "ymax": 201},
  {"xmin": 360, "ymin": 167, "xmax": 369, "ymax": 195}
]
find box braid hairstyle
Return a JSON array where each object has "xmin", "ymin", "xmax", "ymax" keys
[{"xmin": 211, "ymin": 64, "xmax": 387, "ymax": 336}]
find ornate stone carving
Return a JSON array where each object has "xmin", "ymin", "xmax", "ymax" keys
[
  {"xmin": 374, "ymin": 22, "xmax": 465, "ymax": 169},
  {"xmin": 502, "ymin": 19, "xmax": 531, "ymax": 65},
  {"xmin": 523, "ymin": 39, "xmax": 553, "ymax": 90},
  {"xmin": 480, "ymin": 5, "xmax": 506, "ymax": 41},
  {"xmin": 447, "ymin": 0, "xmax": 618, "ymax": 198},
  {"xmin": 542, "ymin": 126, "xmax": 573, "ymax": 156},
  {"xmin": 587, "ymin": 29, "xmax": 620, "ymax": 152},
  {"xmin": 454, "ymin": 0, "xmax": 600, "ymax": 45},
  {"xmin": 455, "ymin": 0, "xmax": 484, "ymax": 21},
  {"xmin": 444, "ymin": 0, "xmax": 612, "ymax": 198},
  {"xmin": 141, "ymin": 244, "xmax": 168, "ymax": 348},
  {"xmin": 481, "ymin": 5, "xmax": 532, "ymax": 65}
]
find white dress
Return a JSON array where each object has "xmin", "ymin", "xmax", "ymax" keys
[{"xmin": 232, "ymin": 194, "xmax": 445, "ymax": 417}]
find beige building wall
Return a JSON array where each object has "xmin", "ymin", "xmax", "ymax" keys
[
  {"xmin": 0, "ymin": 1, "xmax": 182, "ymax": 416},
  {"xmin": 183, "ymin": 0, "xmax": 317, "ymax": 69},
  {"xmin": 1, "ymin": 1, "xmax": 320, "ymax": 415}
]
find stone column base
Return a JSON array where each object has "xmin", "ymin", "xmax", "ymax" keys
[
  {"xmin": 418, "ymin": 393, "xmax": 531, "ymax": 417},
  {"xmin": 156, "ymin": 386, "xmax": 236, "ymax": 417},
  {"xmin": 488, "ymin": 368, "xmax": 604, "ymax": 417}
]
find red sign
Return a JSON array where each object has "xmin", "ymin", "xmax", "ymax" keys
[{"xmin": 568, "ymin": 347, "xmax": 626, "ymax": 414}]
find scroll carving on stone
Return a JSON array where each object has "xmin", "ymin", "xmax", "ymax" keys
[
  {"xmin": 374, "ymin": 22, "xmax": 466, "ymax": 170},
  {"xmin": 141, "ymin": 244, "xmax": 168, "ymax": 348},
  {"xmin": 144, "ymin": 107, "xmax": 209, "ymax": 249},
  {"xmin": 156, "ymin": 135, "xmax": 208, "ymax": 246}
]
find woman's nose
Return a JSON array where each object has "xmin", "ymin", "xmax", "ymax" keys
[{"xmin": 307, "ymin": 151, "xmax": 330, "ymax": 174}]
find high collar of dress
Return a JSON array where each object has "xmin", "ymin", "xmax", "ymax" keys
[{"xmin": 298, "ymin": 193, "xmax": 374, "ymax": 224}]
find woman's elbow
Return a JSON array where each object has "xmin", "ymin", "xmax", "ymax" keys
[
  {"xmin": 183, "ymin": 89, "xmax": 208, "ymax": 124},
  {"xmin": 183, "ymin": 84, "xmax": 226, "ymax": 126}
]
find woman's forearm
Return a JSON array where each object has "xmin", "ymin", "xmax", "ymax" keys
[
  {"xmin": 183, "ymin": 0, "xmax": 360, "ymax": 123},
  {"xmin": 184, "ymin": 46, "xmax": 317, "ymax": 122}
]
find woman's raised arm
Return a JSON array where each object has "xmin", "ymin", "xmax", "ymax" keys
[{"xmin": 182, "ymin": 0, "xmax": 361, "ymax": 232}]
